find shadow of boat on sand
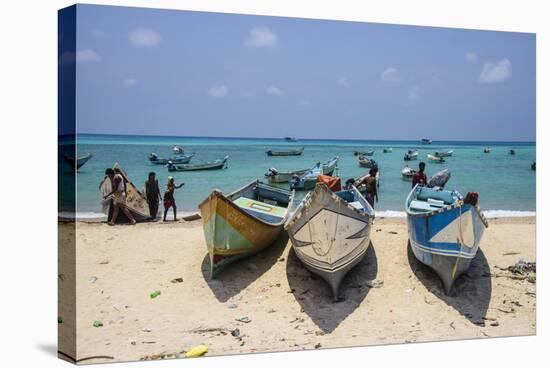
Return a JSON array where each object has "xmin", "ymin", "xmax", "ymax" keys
[
  {"xmin": 407, "ymin": 241, "xmax": 492, "ymax": 325},
  {"xmin": 286, "ymin": 242, "xmax": 378, "ymax": 333},
  {"xmin": 200, "ymin": 232, "xmax": 288, "ymax": 303}
]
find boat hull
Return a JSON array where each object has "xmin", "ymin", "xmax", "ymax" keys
[
  {"xmin": 199, "ymin": 190, "xmax": 286, "ymax": 278},
  {"xmin": 286, "ymin": 185, "xmax": 375, "ymax": 300},
  {"xmin": 407, "ymin": 204, "xmax": 486, "ymax": 294},
  {"xmin": 64, "ymin": 153, "xmax": 93, "ymax": 171},
  {"xmin": 266, "ymin": 169, "xmax": 309, "ymax": 184}
]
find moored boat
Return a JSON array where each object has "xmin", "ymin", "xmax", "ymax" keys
[
  {"xmin": 265, "ymin": 166, "xmax": 309, "ymax": 184},
  {"xmin": 406, "ymin": 184, "xmax": 488, "ymax": 294},
  {"xmin": 483, "ymin": 147, "xmax": 491, "ymax": 153},
  {"xmin": 421, "ymin": 138, "xmax": 432, "ymax": 144},
  {"xmin": 427, "ymin": 154, "xmax": 445, "ymax": 163},
  {"xmin": 354, "ymin": 150, "xmax": 374, "ymax": 156},
  {"xmin": 404, "ymin": 150, "xmax": 419, "ymax": 161},
  {"xmin": 383, "ymin": 148, "xmax": 393, "ymax": 153},
  {"xmin": 99, "ymin": 163, "xmax": 150, "ymax": 223},
  {"xmin": 509, "ymin": 149, "xmax": 516, "ymax": 155},
  {"xmin": 148, "ymin": 152, "xmax": 195, "ymax": 165},
  {"xmin": 172, "ymin": 145, "xmax": 185, "ymax": 154},
  {"xmin": 198, "ymin": 180, "xmax": 295, "ymax": 278},
  {"xmin": 285, "ymin": 183, "xmax": 375, "ymax": 300},
  {"xmin": 358, "ymin": 156, "xmax": 377, "ymax": 168},
  {"xmin": 401, "ymin": 165, "xmax": 416, "ymax": 180},
  {"xmin": 284, "ymin": 137, "xmax": 298, "ymax": 142},
  {"xmin": 168, "ymin": 156, "xmax": 228, "ymax": 171},
  {"xmin": 290, "ymin": 157, "xmax": 339, "ymax": 190},
  {"xmin": 266, "ymin": 147, "xmax": 304, "ymax": 156},
  {"xmin": 64, "ymin": 152, "xmax": 93, "ymax": 171},
  {"xmin": 434, "ymin": 150, "xmax": 454, "ymax": 158}
]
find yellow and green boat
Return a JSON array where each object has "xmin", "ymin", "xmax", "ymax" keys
[{"xmin": 198, "ymin": 180, "xmax": 296, "ymax": 278}]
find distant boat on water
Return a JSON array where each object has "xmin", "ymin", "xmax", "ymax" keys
[
  {"xmin": 427, "ymin": 154, "xmax": 445, "ymax": 163},
  {"xmin": 401, "ymin": 165, "xmax": 416, "ymax": 180},
  {"xmin": 354, "ymin": 150, "xmax": 374, "ymax": 156},
  {"xmin": 406, "ymin": 182, "xmax": 488, "ymax": 294},
  {"xmin": 483, "ymin": 147, "xmax": 491, "ymax": 153},
  {"xmin": 285, "ymin": 183, "xmax": 375, "ymax": 301},
  {"xmin": 383, "ymin": 148, "xmax": 393, "ymax": 153},
  {"xmin": 148, "ymin": 152, "xmax": 194, "ymax": 165},
  {"xmin": 199, "ymin": 180, "xmax": 295, "ymax": 278},
  {"xmin": 434, "ymin": 150, "xmax": 454, "ymax": 158},
  {"xmin": 421, "ymin": 138, "xmax": 433, "ymax": 144},
  {"xmin": 509, "ymin": 149, "xmax": 516, "ymax": 155},
  {"xmin": 358, "ymin": 156, "xmax": 377, "ymax": 168},
  {"xmin": 266, "ymin": 147, "xmax": 304, "ymax": 156},
  {"xmin": 404, "ymin": 150, "xmax": 419, "ymax": 161},
  {"xmin": 64, "ymin": 152, "xmax": 93, "ymax": 171},
  {"xmin": 172, "ymin": 145, "xmax": 185, "ymax": 154},
  {"xmin": 168, "ymin": 156, "xmax": 228, "ymax": 171},
  {"xmin": 284, "ymin": 137, "xmax": 298, "ymax": 142}
]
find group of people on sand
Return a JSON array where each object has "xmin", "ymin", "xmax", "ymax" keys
[
  {"xmin": 341, "ymin": 161, "xmax": 428, "ymax": 209},
  {"xmin": 102, "ymin": 169, "xmax": 184, "ymax": 225}
]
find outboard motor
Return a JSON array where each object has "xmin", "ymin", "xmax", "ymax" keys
[
  {"xmin": 428, "ymin": 169, "xmax": 451, "ymax": 188},
  {"xmin": 265, "ymin": 167, "xmax": 278, "ymax": 177},
  {"xmin": 148, "ymin": 152, "xmax": 158, "ymax": 162},
  {"xmin": 290, "ymin": 174, "xmax": 301, "ymax": 188}
]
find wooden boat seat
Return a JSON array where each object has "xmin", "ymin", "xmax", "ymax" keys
[
  {"xmin": 409, "ymin": 200, "xmax": 441, "ymax": 212},
  {"xmin": 233, "ymin": 197, "xmax": 286, "ymax": 223},
  {"xmin": 417, "ymin": 187, "xmax": 456, "ymax": 205}
]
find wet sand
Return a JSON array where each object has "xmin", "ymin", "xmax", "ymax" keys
[{"xmin": 58, "ymin": 216, "xmax": 536, "ymax": 364}]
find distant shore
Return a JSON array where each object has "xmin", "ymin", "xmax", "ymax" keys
[{"xmin": 58, "ymin": 216, "xmax": 536, "ymax": 364}]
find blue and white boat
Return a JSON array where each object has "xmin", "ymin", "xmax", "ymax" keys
[
  {"xmin": 290, "ymin": 157, "xmax": 338, "ymax": 190},
  {"xmin": 405, "ymin": 184, "xmax": 488, "ymax": 294}
]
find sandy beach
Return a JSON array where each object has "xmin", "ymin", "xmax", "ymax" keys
[{"xmin": 58, "ymin": 216, "xmax": 536, "ymax": 364}]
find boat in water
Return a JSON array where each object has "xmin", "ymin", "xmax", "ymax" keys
[
  {"xmin": 290, "ymin": 157, "xmax": 339, "ymax": 190},
  {"xmin": 483, "ymin": 147, "xmax": 491, "ymax": 153},
  {"xmin": 406, "ymin": 178, "xmax": 488, "ymax": 294},
  {"xmin": 99, "ymin": 163, "xmax": 151, "ymax": 223},
  {"xmin": 358, "ymin": 156, "xmax": 377, "ymax": 168},
  {"xmin": 284, "ymin": 137, "xmax": 298, "ymax": 142},
  {"xmin": 148, "ymin": 152, "xmax": 195, "ymax": 165},
  {"xmin": 168, "ymin": 156, "xmax": 228, "ymax": 171},
  {"xmin": 404, "ymin": 150, "xmax": 419, "ymax": 161},
  {"xmin": 63, "ymin": 152, "xmax": 93, "ymax": 171},
  {"xmin": 434, "ymin": 150, "xmax": 453, "ymax": 158},
  {"xmin": 509, "ymin": 149, "xmax": 516, "ymax": 155},
  {"xmin": 172, "ymin": 145, "xmax": 185, "ymax": 154},
  {"xmin": 285, "ymin": 183, "xmax": 375, "ymax": 300},
  {"xmin": 427, "ymin": 154, "xmax": 445, "ymax": 163},
  {"xmin": 198, "ymin": 180, "xmax": 295, "ymax": 278},
  {"xmin": 531, "ymin": 161, "xmax": 536, "ymax": 171},
  {"xmin": 354, "ymin": 150, "xmax": 374, "ymax": 156},
  {"xmin": 383, "ymin": 148, "xmax": 393, "ymax": 153},
  {"xmin": 266, "ymin": 147, "xmax": 304, "ymax": 156},
  {"xmin": 421, "ymin": 138, "xmax": 433, "ymax": 145},
  {"xmin": 265, "ymin": 166, "xmax": 309, "ymax": 184},
  {"xmin": 401, "ymin": 165, "xmax": 417, "ymax": 180}
]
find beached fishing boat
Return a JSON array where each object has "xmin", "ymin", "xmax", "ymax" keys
[
  {"xmin": 63, "ymin": 152, "xmax": 93, "ymax": 171},
  {"xmin": 354, "ymin": 150, "xmax": 374, "ymax": 156},
  {"xmin": 421, "ymin": 138, "xmax": 432, "ymax": 144},
  {"xmin": 383, "ymin": 148, "xmax": 393, "ymax": 153},
  {"xmin": 406, "ymin": 182, "xmax": 488, "ymax": 294},
  {"xmin": 358, "ymin": 156, "xmax": 377, "ymax": 168},
  {"xmin": 434, "ymin": 150, "xmax": 454, "ymax": 158},
  {"xmin": 99, "ymin": 163, "xmax": 150, "ymax": 223},
  {"xmin": 265, "ymin": 166, "xmax": 309, "ymax": 184},
  {"xmin": 290, "ymin": 157, "xmax": 339, "ymax": 190},
  {"xmin": 168, "ymin": 156, "xmax": 228, "ymax": 171},
  {"xmin": 199, "ymin": 180, "xmax": 295, "ymax": 278},
  {"xmin": 427, "ymin": 154, "xmax": 445, "ymax": 163},
  {"xmin": 401, "ymin": 165, "xmax": 416, "ymax": 180},
  {"xmin": 266, "ymin": 147, "xmax": 304, "ymax": 156},
  {"xmin": 172, "ymin": 145, "xmax": 185, "ymax": 154},
  {"xmin": 285, "ymin": 183, "xmax": 375, "ymax": 300},
  {"xmin": 404, "ymin": 150, "xmax": 419, "ymax": 161},
  {"xmin": 148, "ymin": 152, "xmax": 194, "ymax": 165},
  {"xmin": 483, "ymin": 147, "xmax": 491, "ymax": 153}
]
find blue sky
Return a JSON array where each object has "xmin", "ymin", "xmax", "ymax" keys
[{"xmin": 72, "ymin": 4, "xmax": 536, "ymax": 141}]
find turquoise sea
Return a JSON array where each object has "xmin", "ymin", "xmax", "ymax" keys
[{"xmin": 60, "ymin": 134, "xmax": 536, "ymax": 218}]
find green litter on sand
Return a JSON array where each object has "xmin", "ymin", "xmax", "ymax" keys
[
  {"xmin": 93, "ymin": 320, "xmax": 103, "ymax": 328},
  {"xmin": 150, "ymin": 290, "xmax": 161, "ymax": 299}
]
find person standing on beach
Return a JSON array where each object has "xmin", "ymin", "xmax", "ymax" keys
[
  {"xmin": 145, "ymin": 172, "xmax": 162, "ymax": 221},
  {"xmin": 163, "ymin": 176, "xmax": 184, "ymax": 221},
  {"xmin": 357, "ymin": 167, "xmax": 379, "ymax": 208},
  {"xmin": 412, "ymin": 162, "xmax": 428, "ymax": 188},
  {"xmin": 103, "ymin": 168, "xmax": 137, "ymax": 225}
]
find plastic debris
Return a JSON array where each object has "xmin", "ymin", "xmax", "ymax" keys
[
  {"xmin": 150, "ymin": 290, "xmax": 161, "ymax": 299},
  {"xmin": 235, "ymin": 316, "xmax": 251, "ymax": 323},
  {"xmin": 231, "ymin": 328, "xmax": 240, "ymax": 337},
  {"xmin": 365, "ymin": 279, "xmax": 384, "ymax": 288},
  {"xmin": 93, "ymin": 320, "xmax": 103, "ymax": 328},
  {"xmin": 185, "ymin": 345, "xmax": 208, "ymax": 358},
  {"xmin": 171, "ymin": 278, "xmax": 183, "ymax": 283}
]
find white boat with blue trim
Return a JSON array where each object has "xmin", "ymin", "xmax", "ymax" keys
[{"xmin": 405, "ymin": 184, "xmax": 488, "ymax": 294}]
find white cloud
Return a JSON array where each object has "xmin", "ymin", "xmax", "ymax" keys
[
  {"xmin": 465, "ymin": 52, "xmax": 478, "ymax": 63},
  {"xmin": 208, "ymin": 85, "xmax": 229, "ymax": 97},
  {"xmin": 381, "ymin": 67, "xmax": 400, "ymax": 83},
  {"xmin": 123, "ymin": 78, "xmax": 137, "ymax": 88},
  {"xmin": 479, "ymin": 59, "xmax": 511, "ymax": 83},
  {"xmin": 267, "ymin": 85, "xmax": 284, "ymax": 96},
  {"xmin": 244, "ymin": 27, "xmax": 278, "ymax": 48},
  {"xmin": 129, "ymin": 28, "xmax": 162, "ymax": 47},
  {"xmin": 337, "ymin": 77, "xmax": 349, "ymax": 87},
  {"xmin": 408, "ymin": 86, "xmax": 420, "ymax": 101},
  {"xmin": 76, "ymin": 49, "xmax": 101, "ymax": 63}
]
